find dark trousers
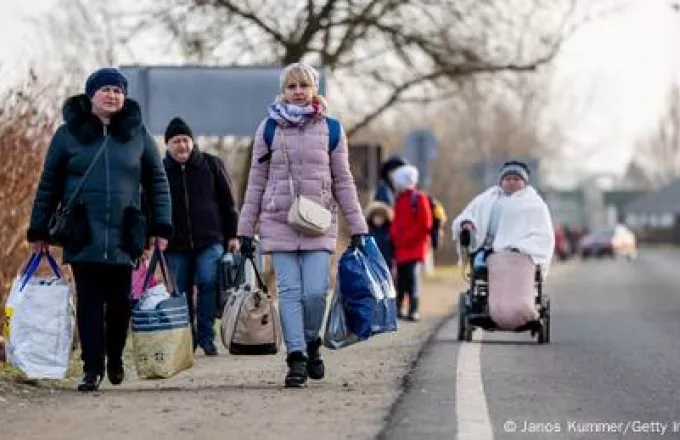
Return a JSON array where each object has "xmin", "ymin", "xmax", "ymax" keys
[
  {"xmin": 71, "ymin": 263, "xmax": 132, "ymax": 375},
  {"xmin": 396, "ymin": 261, "xmax": 421, "ymax": 315}
]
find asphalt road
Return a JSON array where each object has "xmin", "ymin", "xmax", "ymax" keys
[{"xmin": 381, "ymin": 248, "xmax": 680, "ymax": 440}]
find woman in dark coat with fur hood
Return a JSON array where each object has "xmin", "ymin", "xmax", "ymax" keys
[{"xmin": 27, "ymin": 68, "xmax": 173, "ymax": 392}]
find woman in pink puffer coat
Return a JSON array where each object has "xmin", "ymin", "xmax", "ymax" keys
[{"xmin": 237, "ymin": 63, "xmax": 368, "ymax": 388}]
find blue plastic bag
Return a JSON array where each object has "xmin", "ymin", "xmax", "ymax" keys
[
  {"xmin": 360, "ymin": 237, "xmax": 397, "ymax": 334},
  {"xmin": 338, "ymin": 246, "xmax": 379, "ymax": 340},
  {"xmin": 337, "ymin": 238, "xmax": 398, "ymax": 340},
  {"xmin": 362, "ymin": 236, "xmax": 397, "ymax": 300}
]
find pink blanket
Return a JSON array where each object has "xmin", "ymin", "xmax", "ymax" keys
[{"xmin": 487, "ymin": 252, "xmax": 539, "ymax": 329}]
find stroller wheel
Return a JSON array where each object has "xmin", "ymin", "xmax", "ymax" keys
[
  {"xmin": 464, "ymin": 326, "xmax": 474, "ymax": 342},
  {"xmin": 538, "ymin": 303, "xmax": 551, "ymax": 344},
  {"xmin": 457, "ymin": 293, "xmax": 467, "ymax": 341}
]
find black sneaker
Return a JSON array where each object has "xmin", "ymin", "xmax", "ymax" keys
[
  {"xmin": 107, "ymin": 359, "xmax": 125, "ymax": 386},
  {"xmin": 285, "ymin": 351, "xmax": 308, "ymax": 388},
  {"xmin": 306, "ymin": 338, "xmax": 325, "ymax": 380},
  {"xmin": 77, "ymin": 372, "xmax": 102, "ymax": 392}
]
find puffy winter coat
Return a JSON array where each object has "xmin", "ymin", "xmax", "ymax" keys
[
  {"xmin": 390, "ymin": 189, "xmax": 432, "ymax": 264},
  {"xmin": 27, "ymin": 95, "xmax": 172, "ymax": 265},
  {"xmin": 237, "ymin": 117, "xmax": 367, "ymax": 253}
]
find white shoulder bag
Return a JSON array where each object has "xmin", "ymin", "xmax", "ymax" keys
[{"xmin": 281, "ymin": 133, "xmax": 332, "ymax": 236}]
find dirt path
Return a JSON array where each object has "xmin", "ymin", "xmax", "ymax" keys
[{"xmin": 0, "ymin": 273, "xmax": 460, "ymax": 440}]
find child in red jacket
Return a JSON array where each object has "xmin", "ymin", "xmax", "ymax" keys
[{"xmin": 389, "ymin": 165, "xmax": 432, "ymax": 321}]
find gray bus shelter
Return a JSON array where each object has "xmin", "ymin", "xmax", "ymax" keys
[{"xmin": 120, "ymin": 65, "xmax": 327, "ymax": 137}]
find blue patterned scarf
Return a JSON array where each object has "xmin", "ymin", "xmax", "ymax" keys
[{"xmin": 268, "ymin": 99, "xmax": 326, "ymax": 127}]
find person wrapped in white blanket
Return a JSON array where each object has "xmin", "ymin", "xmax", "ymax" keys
[{"xmin": 452, "ymin": 160, "xmax": 555, "ymax": 278}]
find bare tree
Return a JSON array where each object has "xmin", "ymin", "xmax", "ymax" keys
[
  {"xmin": 0, "ymin": 74, "xmax": 61, "ymax": 328},
  {"xmin": 29, "ymin": 0, "xmax": 132, "ymax": 95},
  {"xmin": 118, "ymin": 0, "xmax": 606, "ymax": 135},
  {"xmin": 633, "ymin": 83, "xmax": 680, "ymax": 187}
]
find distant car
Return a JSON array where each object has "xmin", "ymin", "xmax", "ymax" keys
[{"xmin": 579, "ymin": 225, "xmax": 637, "ymax": 259}]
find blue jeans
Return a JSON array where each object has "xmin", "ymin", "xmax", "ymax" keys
[
  {"xmin": 271, "ymin": 251, "xmax": 330, "ymax": 354},
  {"xmin": 166, "ymin": 243, "xmax": 223, "ymax": 349}
]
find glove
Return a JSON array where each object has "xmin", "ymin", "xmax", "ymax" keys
[
  {"xmin": 350, "ymin": 234, "xmax": 364, "ymax": 249},
  {"xmin": 459, "ymin": 221, "xmax": 475, "ymax": 247},
  {"xmin": 239, "ymin": 236, "xmax": 255, "ymax": 259},
  {"xmin": 460, "ymin": 230, "xmax": 471, "ymax": 247}
]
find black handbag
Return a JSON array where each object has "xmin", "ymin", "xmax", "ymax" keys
[{"xmin": 48, "ymin": 137, "xmax": 110, "ymax": 247}]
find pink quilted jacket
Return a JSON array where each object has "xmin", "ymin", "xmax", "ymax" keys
[{"xmin": 237, "ymin": 117, "xmax": 368, "ymax": 253}]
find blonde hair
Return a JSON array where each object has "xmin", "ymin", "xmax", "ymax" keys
[
  {"xmin": 279, "ymin": 62, "xmax": 319, "ymax": 92},
  {"xmin": 276, "ymin": 62, "xmax": 329, "ymax": 112}
]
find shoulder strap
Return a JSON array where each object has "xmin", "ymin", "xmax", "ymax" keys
[
  {"xmin": 63, "ymin": 136, "xmax": 110, "ymax": 212},
  {"xmin": 264, "ymin": 117, "xmax": 340, "ymax": 152},
  {"xmin": 257, "ymin": 118, "xmax": 278, "ymax": 164},
  {"xmin": 411, "ymin": 190, "xmax": 419, "ymax": 215},
  {"xmin": 263, "ymin": 118, "xmax": 277, "ymax": 151},
  {"xmin": 326, "ymin": 117, "xmax": 341, "ymax": 152}
]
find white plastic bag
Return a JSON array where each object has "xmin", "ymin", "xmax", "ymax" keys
[
  {"xmin": 8, "ymin": 253, "xmax": 74, "ymax": 379},
  {"xmin": 4, "ymin": 274, "xmax": 27, "ymax": 365},
  {"xmin": 137, "ymin": 284, "xmax": 171, "ymax": 310}
]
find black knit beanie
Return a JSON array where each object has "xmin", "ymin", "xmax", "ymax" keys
[
  {"xmin": 85, "ymin": 67, "xmax": 128, "ymax": 98},
  {"xmin": 164, "ymin": 117, "xmax": 194, "ymax": 144}
]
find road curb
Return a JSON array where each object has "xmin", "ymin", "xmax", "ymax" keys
[{"xmin": 376, "ymin": 308, "xmax": 458, "ymax": 440}]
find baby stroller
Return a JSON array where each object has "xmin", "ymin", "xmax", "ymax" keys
[{"xmin": 457, "ymin": 246, "xmax": 551, "ymax": 344}]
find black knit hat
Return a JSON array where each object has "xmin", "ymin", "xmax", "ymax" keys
[
  {"xmin": 164, "ymin": 117, "xmax": 194, "ymax": 144},
  {"xmin": 85, "ymin": 67, "xmax": 128, "ymax": 98}
]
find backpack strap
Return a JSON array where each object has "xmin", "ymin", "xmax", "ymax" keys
[
  {"xmin": 259, "ymin": 116, "xmax": 341, "ymax": 163},
  {"xmin": 411, "ymin": 190, "xmax": 419, "ymax": 215},
  {"xmin": 263, "ymin": 118, "xmax": 277, "ymax": 150},
  {"xmin": 326, "ymin": 117, "xmax": 341, "ymax": 152},
  {"xmin": 257, "ymin": 118, "xmax": 278, "ymax": 164}
]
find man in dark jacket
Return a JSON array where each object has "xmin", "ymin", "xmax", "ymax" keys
[
  {"xmin": 28, "ymin": 67, "xmax": 173, "ymax": 392},
  {"xmin": 163, "ymin": 117, "xmax": 239, "ymax": 356}
]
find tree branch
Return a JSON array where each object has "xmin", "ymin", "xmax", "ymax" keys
[
  {"xmin": 347, "ymin": 50, "xmax": 564, "ymax": 137},
  {"xmin": 211, "ymin": 0, "xmax": 288, "ymax": 46}
]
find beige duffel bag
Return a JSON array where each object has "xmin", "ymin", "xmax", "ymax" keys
[{"xmin": 220, "ymin": 257, "xmax": 282, "ymax": 355}]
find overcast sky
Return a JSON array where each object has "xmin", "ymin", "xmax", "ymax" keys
[{"xmin": 0, "ymin": 0, "xmax": 678, "ymax": 184}]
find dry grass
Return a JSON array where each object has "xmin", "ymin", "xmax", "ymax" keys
[{"xmin": 0, "ymin": 75, "xmax": 61, "ymax": 360}]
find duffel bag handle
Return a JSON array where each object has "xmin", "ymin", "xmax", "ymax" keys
[
  {"xmin": 232, "ymin": 255, "xmax": 267, "ymax": 294},
  {"xmin": 248, "ymin": 256, "xmax": 267, "ymax": 293}
]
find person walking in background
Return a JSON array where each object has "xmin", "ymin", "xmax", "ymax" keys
[
  {"xmin": 27, "ymin": 67, "xmax": 173, "ymax": 392},
  {"xmin": 237, "ymin": 62, "xmax": 368, "ymax": 388},
  {"xmin": 389, "ymin": 165, "xmax": 432, "ymax": 321},
  {"xmin": 163, "ymin": 117, "xmax": 240, "ymax": 356},
  {"xmin": 374, "ymin": 155, "xmax": 409, "ymax": 207},
  {"xmin": 365, "ymin": 200, "xmax": 394, "ymax": 272}
]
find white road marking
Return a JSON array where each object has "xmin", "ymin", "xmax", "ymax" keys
[{"xmin": 456, "ymin": 331, "xmax": 494, "ymax": 440}]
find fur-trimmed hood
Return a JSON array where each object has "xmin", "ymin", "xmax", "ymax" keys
[
  {"xmin": 62, "ymin": 94, "xmax": 144, "ymax": 144},
  {"xmin": 365, "ymin": 200, "xmax": 394, "ymax": 221}
]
